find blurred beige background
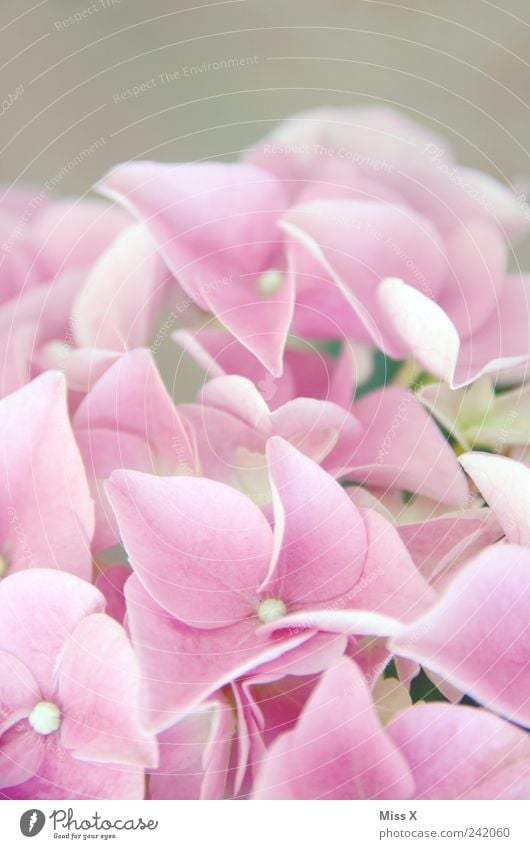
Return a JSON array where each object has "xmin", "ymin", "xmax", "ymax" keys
[{"xmin": 1, "ymin": 0, "xmax": 529, "ymax": 392}]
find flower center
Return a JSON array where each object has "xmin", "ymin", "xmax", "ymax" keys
[
  {"xmin": 257, "ymin": 269, "xmax": 283, "ymax": 297},
  {"xmin": 0, "ymin": 554, "xmax": 7, "ymax": 579},
  {"xmin": 257, "ymin": 597, "xmax": 287, "ymax": 624},
  {"xmin": 28, "ymin": 701, "xmax": 61, "ymax": 736}
]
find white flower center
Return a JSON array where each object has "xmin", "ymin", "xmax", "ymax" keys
[
  {"xmin": 257, "ymin": 269, "xmax": 283, "ymax": 297},
  {"xmin": 258, "ymin": 597, "xmax": 287, "ymax": 624},
  {"xmin": 0, "ymin": 554, "xmax": 7, "ymax": 578},
  {"xmin": 28, "ymin": 701, "xmax": 61, "ymax": 736}
]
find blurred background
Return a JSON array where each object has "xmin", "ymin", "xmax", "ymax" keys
[{"xmin": 1, "ymin": 0, "xmax": 529, "ymax": 390}]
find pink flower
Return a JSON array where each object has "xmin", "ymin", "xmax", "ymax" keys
[
  {"xmin": 105, "ymin": 437, "xmax": 432, "ymax": 731},
  {"xmin": 0, "ymin": 372, "xmax": 93, "ymax": 580},
  {"xmin": 0, "ymin": 570, "xmax": 157, "ymax": 799},
  {"xmin": 253, "ymin": 658, "xmax": 530, "ymax": 799}
]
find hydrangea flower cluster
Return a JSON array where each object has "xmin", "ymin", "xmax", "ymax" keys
[{"xmin": 1, "ymin": 107, "xmax": 529, "ymax": 800}]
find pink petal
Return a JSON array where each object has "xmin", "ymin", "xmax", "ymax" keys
[
  {"xmin": 0, "ymin": 371, "xmax": 94, "ymax": 579},
  {"xmin": 149, "ymin": 697, "xmax": 235, "ymax": 800},
  {"xmin": 253, "ymin": 658, "xmax": 414, "ymax": 799},
  {"xmin": 391, "ymin": 544, "xmax": 530, "ymax": 726},
  {"xmin": 347, "ymin": 387, "xmax": 469, "ymax": 506},
  {"xmin": 459, "ymin": 453, "xmax": 530, "ymax": 545},
  {"xmin": 94, "ymin": 564, "xmax": 132, "ymax": 624},
  {"xmin": 125, "ymin": 575, "xmax": 313, "ymax": 731},
  {"xmin": 0, "ymin": 570, "xmax": 104, "ymax": 698},
  {"xmin": 4, "ymin": 747, "xmax": 145, "ymax": 800},
  {"xmin": 74, "ymin": 224, "xmax": 170, "ymax": 351},
  {"xmin": 173, "ymin": 329, "xmax": 359, "ymax": 409},
  {"xmin": 281, "ymin": 200, "xmax": 447, "ymax": 354},
  {"xmin": 28, "ymin": 198, "xmax": 129, "ymax": 281},
  {"xmin": 98, "ymin": 161, "xmax": 292, "ymax": 374},
  {"xmin": 106, "ymin": 470, "xmax": 273, "ymax": 628},
  {"xmin": 74, "ymin": 348, "xmax": 196, "ymax": 549},
  {"xmin": 264, "ymin": 437, "xmax": 367, "ymax": 604},
  {"xmin": 398, "ymin": 509, "xmax": 502, "ymax": 588},
  {"xmin": 0, "ymin": 723, "xmax": 44, "ymax": 791},
  {"xmin": 387, "ymin": 703, "xmax": 530, "ymax": 799},
  {"xmin": 0, "ymin": 650, "xmax": 40, "ymax": 734},
  {"xmin": 437, "ymin": 219, "xmax": 506, "ymax": 338},
  {"xmin": 58, "ymin": 613, "xmax": 158, "ymax": 768}
]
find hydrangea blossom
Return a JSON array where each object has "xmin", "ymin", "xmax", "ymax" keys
[{"xmin": 1, "ymin": 107, "xmax": 529, "ymax": 801}]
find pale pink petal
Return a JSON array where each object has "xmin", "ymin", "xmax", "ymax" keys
[
  {"xmin": 0, "ymin": 371, "xmax": 94, "ymax": 579},
  {"xmin": 124, "ymin": 575, "xmax": 313, "ymax": 731},
  {"xmin": 98, "ymin": 161, "xmax": 292, "ymax": 374},
  {"xmin": 459, "ymin": 452, "xmax": 530, "ymax": 545},
  {"xmin": 58, "ymin": 613, "xmax": 157, "ymax": 768},
  {"xmin": 0, "ymin": 724, "xmax": 45, "ymax": 790},
  {"xmin": 347, "ymin": 387, "xmax": 469, "ymax": 506},
  {"xmin": 149, "ymin": 698, "xmax": 235, "ymax": 800},
  {"xmin": 4, "ymin": 747, "xmax": 145, "ymax": 800},
  {"xmin": 398, "ymin": 509, "xmax": 502, "ymax": 588},
  {"xmin": 74, "ymin": 348, "xmax": 196, "ymax": 549},
  {"xmin": 281, "ymin": 200, "xmax": 447, "ymax": 354},
  {"xmin": 0, "ymin": 650, "xmax": 40, "ymax": 734},
  {"xmin": 106, "ymin": 470, "xmax": 273, "ymax": 628},
  {"xmin": 387, "ymin": 703, "xmax": 530, "ymax": 799},
  {"xmin": 264, "ymin": 437, "xmax": 367, "ymax": 604},
  {"xmin": 253, "ymin": 658, "xmax": 414, "ymax": 799},
  {"xmin": 391, "ymin": 544, "xmax": 530, "ymax": 726},
  {"xmin": 73, "ymin": 224, "xmax": 170, "ymax": 351},
  {"xmin": 0, "ymin": 570, "xmax": 104, "ymax": 698}
]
